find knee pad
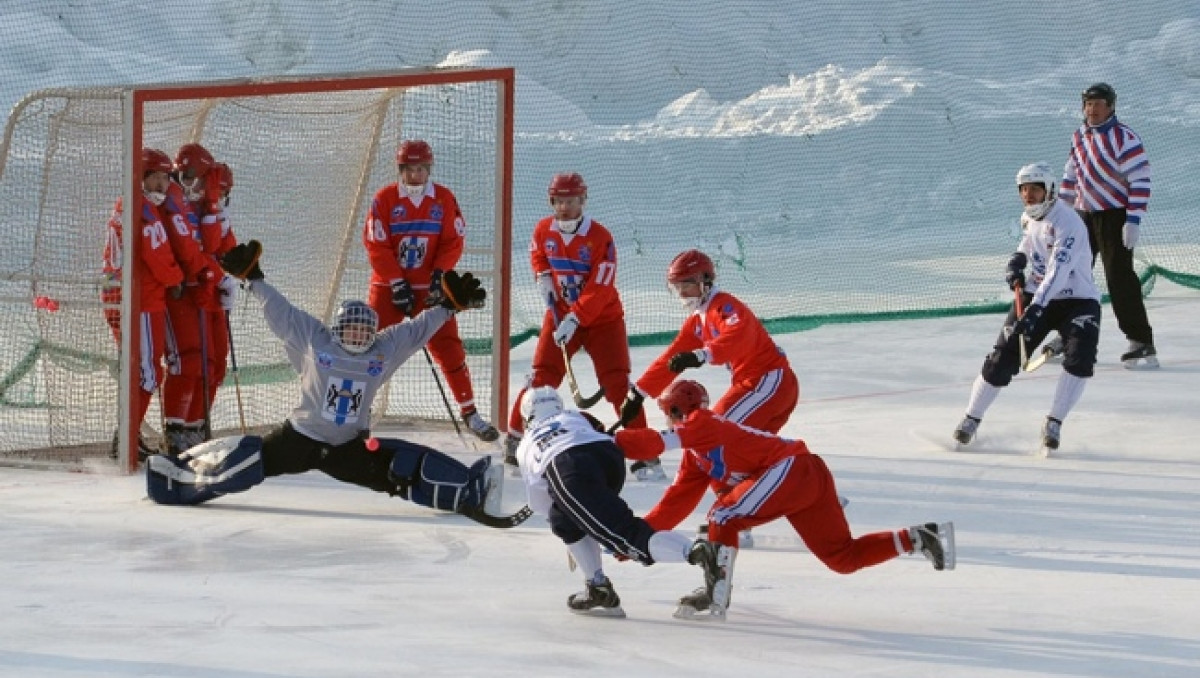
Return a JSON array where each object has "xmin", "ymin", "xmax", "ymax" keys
[
  {"xmin": 146, "ymin": 435, "xmax": 264, "ymax": 505},
  {"xmin": 384, "ymin": 440, "xmax": 489, "ymax": 512}
]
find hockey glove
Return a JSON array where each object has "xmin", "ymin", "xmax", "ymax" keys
[
  {"xmin": 536, "ymin": 271, "xmax": 557, "ymax": 307},
  {"xmin": 1123, "ymin": 222, "xmax": 1140, "ymax": 249},
  {"xmin": 390, "ymin": 279, "xmax": 414, "ymax": 315},
  {"xmin": 217, "ymin": 275, "xmax": 238, "ymax": 311},
  {"xmin": 438, "ymin": 270, "xmax": 487, "ymax": 312},
  {"xmin": 1012, "ymin": 303, "xmax": 1044, "ymax": 343},
  {"xmin": 220, "ymin": 240, "xmax": 264, "ymax": 280},
  {"xmin": 424, "ymin": 269, "xmax": 445, "ymax": 308},
  {"xmin": 1005, "ymin": 252, "xmax": 1027, "ymax": 291},
  {"xmin": 618, "ymin": 388, "xmax": 645, "ymax": 427},
  {"xmin": 668, "ymin": 350, "xmax": 705, "ymax": 373},
  {"xmin": 553, "ymin": 312, "xmax": 580, "ymax": 346}
]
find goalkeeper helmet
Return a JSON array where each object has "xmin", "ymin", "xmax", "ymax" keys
[
  {"xmin": 1015, "ymin": 162, "xmax": 1057, "ymax": 220},
  {"xmin": 397, "ymin": 139, "xmax": 434, "ymax": 166},
  {"xmin": 331, "ymin": 300, "xmax": 379, "ymax": 354},
  {"xmin": 657, "ymin": 379, "xmax": 709, "ymax": 422},
  {"xmin": 520, "ymin": 386, "xmax": 564, "ymax": 428},
  {"xmin": 667, "ymin": 249, "xmax": 716, "ymax": 312}
]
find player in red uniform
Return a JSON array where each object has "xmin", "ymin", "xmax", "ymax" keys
[
  {"xmin": 158, "ymin": 154, "xmax": 223, "ymax": 454},
  {"xmin": 619, "ymin": 249, "xmax": 801, "ymax": 486},
  {"xmin": 363, "ymin": 139, "xmax": 498, "ymax": 441},
  {"xmin": 174, "ymin": 143, "xmax": 239, "ymax": 442},
  {"xmin": 101, "ymin": 148, "xmax": 187, "ymax": 458},
  {"xmin": 501, "ymin": 172, "xmax": 647, "ymax": 466},
  {"xmin": 616, "ymin": 379, "xmax": 956, "ymax": 620}
]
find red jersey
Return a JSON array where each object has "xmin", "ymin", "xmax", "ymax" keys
[
  {"xmin": 636, "ymin": 289, "xmax": 790, "ymax": 397},
  {"xmin": 529, "ymin": 215, "xmax": 624, "ymax": 327},
  {"xmin": 617, "ymin": 409, "xmax": 810, "ymax": 531},
  {"xmin": 190, "ymin": 193, "xmax": 237, "ymax": 259},
  {"xmin": 102, "ymin": 197, "xmax": 185, "ymax": 313},
  {"xmin": 363, "ymin": 182, "xmax": 465, "ymax": 292}
]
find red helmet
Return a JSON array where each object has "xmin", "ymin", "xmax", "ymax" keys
[
  {"xmin": 667, "ymin": 249, "xmax": 716, "ymax": 285},
  {"xmin": 658, "ymin": 379, "xmax": 710, "ymax": 421},
  {"xmin": 397, "ymin": 139, "xmax": 434, "ymax": 166},
  {"xmin": 548, "ymin": 172, "xmax": 587, "ymax": 199},
  {"xmin": 141, "ymin": 147, "xmax": 174, "ymax": 176},
  {"xmin": 174, "ymin": 142, "xmax": 215, "ymax": 178},
  {"xmin": 212, "ymin": 162, "xmax": 234, "ymax": 195}
]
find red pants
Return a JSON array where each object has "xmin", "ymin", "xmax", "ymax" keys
[
  {"xmin": 707, "ymin": 454, "xmax": 908, "ymax": 574},
  {"xmin": 164, "ymin": 293, "xmax": 225, "ymax": 425},
  {"xmin": 508, "ymin": 312, "xmax": 646, "ymax": 435},
  {"xmin": 369, "ymin": 287, "xmax": 477, "ymax": 410},
  {"xmin": 712, "ymin": 367, "xmax": 799, "ymax": 434}
]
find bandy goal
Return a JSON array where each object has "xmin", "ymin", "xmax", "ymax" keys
[{"xmin": 0, "ymin": 67, "xmax": 514, "ymax": 472}]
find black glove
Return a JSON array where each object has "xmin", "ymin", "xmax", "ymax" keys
[
  {"xmin": 668, "ymin": 351, "xmax": 703, "ymax": 373},
  {"xmin": 424, "ymin": 269, "xmax": 445, "ymax": 308},
  {"xmin": 390, "ymin": 279, "xmax": 414, "ymax": 315},
  {"xmin": 219, "ymin": 240, "xmax": 264, "ymax": 280},
  {"xmin": 1012, "ymin": 302, "xmax": 1044, "ymax": 342},
  {"xmin": 1005, "ymin": 252, "xmax": 1027, "ymax": 291},
  {"xmin": 438, "ymin": 270, "xmax": 486, "ymax": 311},
  {"xmin": 618, "ymin": 389, "xmax": 644, "ymax": 425}
]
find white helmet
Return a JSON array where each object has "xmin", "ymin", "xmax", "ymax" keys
[
  {"xmin": 520, "ymin": 386, "xmax": 564, "ymax": 427},
  {"xmin": 1015, "ymin": 162, "xmax": 1057, "ymax": 220},
  {"xmin": 330, "ymin": 300, "xmax": 379, "ymax": 354}
]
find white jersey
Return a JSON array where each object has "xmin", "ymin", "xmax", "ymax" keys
[
  {"xmin": 247, "ymin": 279, "xmax": 453, "ymax": 445},
  {"xmin": 1018, "ymin": 199, "xmax": 1101, "ymax": 307},
  {"xmin": 515, "ymin": 410, "xmax": 612, "ymax": 516}
]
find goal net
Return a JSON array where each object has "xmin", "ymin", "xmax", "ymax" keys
[{"xmin": 0, "ymin": 67, "xmax": 514, "ymax": 472}]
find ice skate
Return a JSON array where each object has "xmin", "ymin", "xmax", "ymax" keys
[
  {"xmin": 567, "ymin": 577, "xmax": 625, "ymax": 618},
  {"xmin": 952, "ymin": 415, "xmax": 981, "ymax": 448},
  {"xmin": 631, "ymin": 458, "xmax": 667, "ymax": 481},
  {"xmin": 502, "ymin": 433, "xmax": 521, "ymax": 470},
  {"xmin": 910, "ymin": 521, "xmax": 956, "ymax": 571},
  {"xmin": 462, "ymin": 407, "xmax": 499, "ymax": 442},
  {"xmin": 1039, "ymin": 416, "xmax": 1062, "ymax": 458},
  {"xmin": 1120, "ymin": 341, "xmax": 1159, "ymax": 370},
  {"xmin": 681, "ymin": 539, "xmax": 736, "ymax": 620},
  {"xmin": 673, "ymin": 586, "xmax": 719, "ymax": 620}
]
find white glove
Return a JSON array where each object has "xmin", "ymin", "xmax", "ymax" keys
[
  {"xmin": 1122, "ymin": 221, "xmax": 1140, "ymax": 249},
  {"xmin": 553, "ymin": 312, "xmax": 579, "ymax": 347},
  {"xmin": 536, "ymin": 271, "xmax": 557, "ymax": 307},
  {"xmin": 217, "ymin": 274, "xmax": 238, "ymax": 311}
]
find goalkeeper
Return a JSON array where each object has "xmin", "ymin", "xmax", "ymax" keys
[{"xmin": 145, "ymin": 240, "xmax": 498, "ymax": 518}]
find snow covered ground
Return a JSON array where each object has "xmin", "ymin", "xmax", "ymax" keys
[{"xmin": 3, "ymin": 281, "xmax": 1198, "ymax": 678}]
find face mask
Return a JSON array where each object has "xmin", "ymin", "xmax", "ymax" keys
[{"xmin": 554, "ymin": 217, "xmax": 582, "ymax": 234}]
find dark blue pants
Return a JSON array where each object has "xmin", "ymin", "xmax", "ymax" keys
[
  {"xmin": 981, "ymin": 295, "xmax": 1102, "ymax": 386},
  {"xmin": 544, "ymin": 440, "xmax": 657, "ymax": 565}
]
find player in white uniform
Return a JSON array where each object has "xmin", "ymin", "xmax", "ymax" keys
[
  {"xmin": 146, "ymin": 240, "xmax": 510, "ymax": 523},
  {"xmin": 953, "ymin": 163, "xmax": 1102, "ymax": 453},
  {"xmin": 514, "ymin": 386, "xmax": 715, "ymax": 617}
]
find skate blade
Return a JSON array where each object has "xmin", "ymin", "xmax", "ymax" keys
[
  {"xmin": 571, "ymin": 606, "xmax": 626, "ymax": 619},
  {"xmin": 1036, "ymin": 445, "xmax": 1053, "ymax": 459},
  {"xmin": 1123, "ymin": 357, "xmax": 1160, "ymax": 370},
  {"xmin": 635, "ymin": 467, "xmax": 668, "ymax": 482},
  {"xmin": 940, "ymin": 522, "xmax": 957, "ymax": 571},
  {"xmin": 673, "ymin": 604, "xmax": 726, "ymax": 621}
]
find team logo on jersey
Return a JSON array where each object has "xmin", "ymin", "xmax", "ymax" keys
[
  {"xmin": 367, "ymin": 358, "xmax": 384, "ymax": 376},
  {"xmin": 561, "ymin": 275, "xmax": 583, "ymax": 304},
  {"xmin": 317, "ymin": 352, "xmax": 333, "ymax": 369},
  {"xmin": 397, "ymin": 236, "xmax": 428, "ymax": 269},
  {"xmin": 578, "ymin": 245, "xmax": 591, "ymax": 263},
  {"xmin": 544, "ymin": 240, "xmax": 558, "ymax": 256},
  {"xmin": 431, "ymin": 205, "xmax": 444, "ymax": 221},
  {"xmin": 391, "ymin": 205, "xmax": 407, "ymax": 220},
  {"xmin": 719, "ymin": 303, "xmax": 740, "ymax": 326},
  {"xmin": 323, "ymin": 376, "xmax": 365, "ymax": 426}
]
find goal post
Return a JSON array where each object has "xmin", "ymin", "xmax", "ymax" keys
[{"xmin": 0, "ymin": 67, "xmax": 514, "ymax": 473}]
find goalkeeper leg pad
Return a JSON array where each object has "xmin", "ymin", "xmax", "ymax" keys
[
  {"xmin": 146, "ymin": 435, "xmax": 264, "ymax": 505},
  {"xmin": 386, "ymin": 440, "xmax": 489, "ymax": 512}
]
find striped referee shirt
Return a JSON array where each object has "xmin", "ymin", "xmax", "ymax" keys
[{"xmin": 1059, "ymin": 115, "xmax": 1151, "ymax": 225}]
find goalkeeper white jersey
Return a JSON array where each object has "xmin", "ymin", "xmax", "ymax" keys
[
  {"xmin": 1018, "ymin": 199, "xmax": 1102, "ymax": 308},
  {"xmin": 248, "ymin": 280, "xmax": 452, "ymax": 445}
]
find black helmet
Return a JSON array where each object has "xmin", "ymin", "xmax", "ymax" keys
[{"xmin": 1082, "ymin": 82, "xmax": 1116, "ymax": 107}]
